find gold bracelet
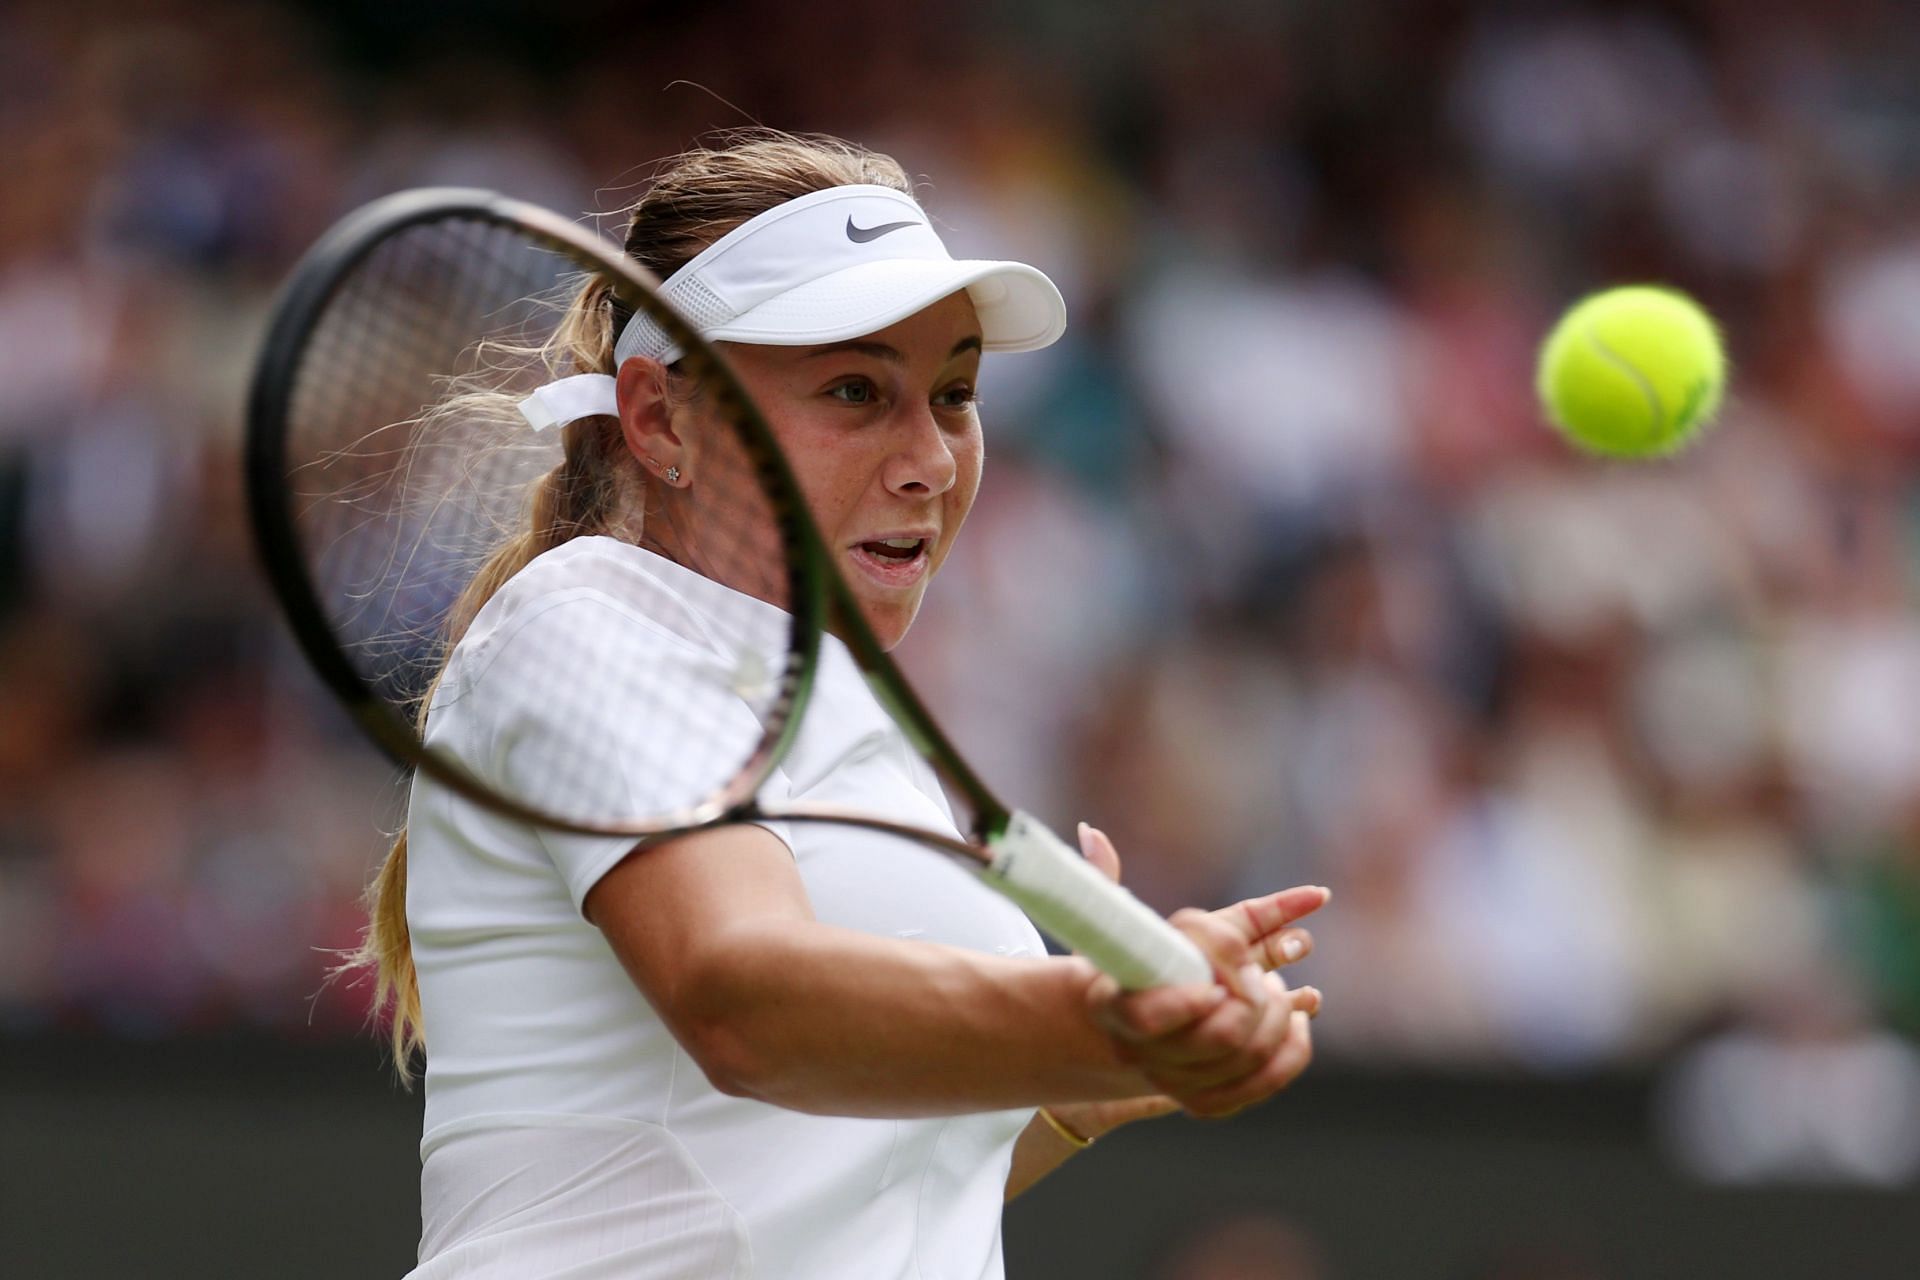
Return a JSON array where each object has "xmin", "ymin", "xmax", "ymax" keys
[{"xmin": 1037, "ymin": 1106, "xmax": 1093, "ymax": 1149}]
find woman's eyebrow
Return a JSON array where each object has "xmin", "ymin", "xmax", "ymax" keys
[
  {"xmin": 804, "ymin": 340, "xmax": 900, "ymax": 362},
  {"xmin": 803, "ymin": 336, "xmax": 984, "ymax": 362}
]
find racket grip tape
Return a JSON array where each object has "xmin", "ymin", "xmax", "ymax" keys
[{"xmin": 983, "ymin": 811, "xmax": 1212, "ymax": 990}]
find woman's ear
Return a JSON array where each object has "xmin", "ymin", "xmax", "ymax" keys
[{"xmin": 615, "ymin": 357, "xmax": 689, "ymax": 487}]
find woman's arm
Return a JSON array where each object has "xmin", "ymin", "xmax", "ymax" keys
[
  {"xmin": 1005, "ymin": 1108, "xmax": 1094, "ymax": 1202},
  {"xmin": 584, "ymin": 823, "xmax": 1287, "ymax": 1117}
]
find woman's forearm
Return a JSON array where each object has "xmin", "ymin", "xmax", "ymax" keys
[
  {"xmin": 584, "ymin": 825, "xmax": 1235, "ymax": 1119},
  {"xmin": 671, "ymin": 920, "xmax": 1148, "ymax": 1117}
]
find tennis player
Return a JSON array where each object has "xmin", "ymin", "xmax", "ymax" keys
[{"xmin": 361, "ymin": 131, "xmax": 1328, "ymax": 1279}]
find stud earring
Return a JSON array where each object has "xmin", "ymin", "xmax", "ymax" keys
[{"xmin": 664, "ymin": 465, "xmax": 680, "ymax": 484}]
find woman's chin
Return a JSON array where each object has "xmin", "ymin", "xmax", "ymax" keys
[
  {"xmin": 834, "ymin": 545, "xmax": 939, "ymax": 649},
  {"xmin": 855, "ymin": 591, "xmax": 924, "ymax": 652}
]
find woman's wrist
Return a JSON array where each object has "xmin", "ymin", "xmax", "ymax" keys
[{"xmin": 1045, "ymin": 956, "xmax": 1160, "ymax": 1100}]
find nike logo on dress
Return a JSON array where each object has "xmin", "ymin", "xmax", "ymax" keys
[{"xmin": 846, "ymin": 217, "xmax": 920, "ymax": 243}]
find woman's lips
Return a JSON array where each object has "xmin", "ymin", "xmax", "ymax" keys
[{"xmin": 847, "ymin": 537, "xmax": 932, "ymax": 590}]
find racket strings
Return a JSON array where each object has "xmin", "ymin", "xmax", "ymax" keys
[
  {"xmin": 278, "ymin": 211, "xmax": 806, "ymax": 831},
  {"xmin": 294, "ymin": 220, "xmax": 561, "ymax": 707}
]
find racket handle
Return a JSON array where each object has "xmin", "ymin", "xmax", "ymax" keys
[{"xmin": 984, "ymin": 811, "xmax": 1212, "ymax": 990}]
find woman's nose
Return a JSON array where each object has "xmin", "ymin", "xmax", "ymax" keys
[{"xmin": 884, "ymin": 407, "xmax": 956, "ymax": 496}]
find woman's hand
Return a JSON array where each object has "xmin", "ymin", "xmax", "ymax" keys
[{"xmin": 1058, "ymin": 826, "xmax": 1327, "ymax": 1137}]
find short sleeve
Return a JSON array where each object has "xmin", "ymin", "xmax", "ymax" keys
[{"xmin": 462, "ymin": 592, "xmax": 793, "ymax": 913}]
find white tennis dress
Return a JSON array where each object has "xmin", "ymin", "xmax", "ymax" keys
[{"xmin": 402, "ymin": 536, "xmax": 1045, "ymax": 1279}]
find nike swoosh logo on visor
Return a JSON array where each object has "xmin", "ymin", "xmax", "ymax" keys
[{"xmin": 846, "ymin": 217, "xmax": 920, "ymax": 243}]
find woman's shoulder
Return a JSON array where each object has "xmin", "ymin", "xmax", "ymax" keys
[{"xmin": 466, "ymin": 536, "xmax": 733, "ymax": 665}]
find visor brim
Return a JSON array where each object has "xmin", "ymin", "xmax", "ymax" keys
[{"xmin": 700, "ymin": 258, "xmax": 1067, "ymax": 354}]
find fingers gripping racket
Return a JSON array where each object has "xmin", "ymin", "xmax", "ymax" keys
[{"xmin": 246, "ymin": 188, "xmax": 1208, "ymax": 990}]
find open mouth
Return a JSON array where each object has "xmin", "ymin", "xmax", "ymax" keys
[
  {"xmin": 864, "ymin": 537, "xmax": 925, "ymax": 561},
  {"xmin": 848, "ymin": 536, "xmax": 932, "ymax": 588}
]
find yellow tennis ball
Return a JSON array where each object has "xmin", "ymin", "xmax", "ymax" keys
[{"xmin": 1536, "ymin": 285, "xmax": 1727, "ymax": 458}]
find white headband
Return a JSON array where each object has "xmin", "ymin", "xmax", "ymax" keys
[{"xmin": 516, "ymin": 184, "xmax": 1067, "ymax": 431}]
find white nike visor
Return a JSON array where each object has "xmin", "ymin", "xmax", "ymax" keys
[{"xmin": 519, "ymin": 184, "xmax": 1067, "ymax": 431}]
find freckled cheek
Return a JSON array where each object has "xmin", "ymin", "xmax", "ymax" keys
[
  {"xmin": 782, "ymin": 435, "xmax": 871, "ymax": 541},
  {"xmin": 941, "ymin": 443, "xmax": 985, "ymax": 553}
]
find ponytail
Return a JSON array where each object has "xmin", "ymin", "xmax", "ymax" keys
[{"xmin": 353, "ymin": 452, "xmax": 612, "ymax": 1083}]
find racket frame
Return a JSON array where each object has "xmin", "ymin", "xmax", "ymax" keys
[
  {"xmin": 246, "ymin": 188, "xmax": 1008, "ymax": 849},
  {"xmin": 247, "ymin": 188, "xmax": 1209, "ymax": 987}
]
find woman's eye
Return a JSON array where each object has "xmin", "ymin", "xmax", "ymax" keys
[
  {"xmin": 829, "ymin": 380, "xmax": 874, "ymax": 405},
  {"xmin": 937, "ymin": 384, "xmax": 977, "ymax": 409}
]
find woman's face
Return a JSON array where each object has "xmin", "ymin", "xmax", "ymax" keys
[{"xmin": 700, "ymin": 291, "xmax": 986, "ymax": 650}]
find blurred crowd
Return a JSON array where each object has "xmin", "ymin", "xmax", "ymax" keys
[{"xmin": 3, "ymin": 0, "xmax": 1919, "ymax": 1088}]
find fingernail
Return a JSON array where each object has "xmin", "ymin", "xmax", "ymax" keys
[
  {"xmin": 1077, "ymin": 821, "xmax": 1091, "ymax": 848},
  {"xmin": 1281, "ymin": 936, "xmax": 1305, "ymax": 961},
  {"xmin": 1238, "ymin": 963, "xmax": 1266, "ymax": 1004}
]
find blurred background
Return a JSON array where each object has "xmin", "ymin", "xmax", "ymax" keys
[{"xmin": 2, "ymin": 0, "xmax": 1918, "ymax": 1275}]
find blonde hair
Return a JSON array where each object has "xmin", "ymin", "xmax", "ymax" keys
[{"xmin": 351, "ymin": 130, "xmax": 915, "ymax": 1083}]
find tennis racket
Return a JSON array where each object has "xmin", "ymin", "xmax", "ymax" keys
[{"xmin": 245, "ymin": 187, "xmax": 1208, "ymax": 990}]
